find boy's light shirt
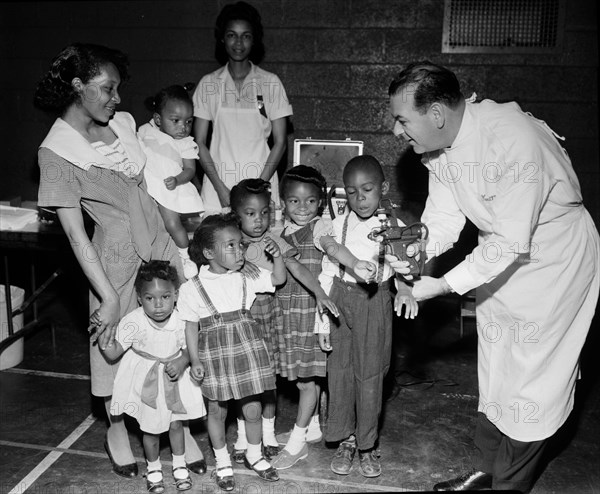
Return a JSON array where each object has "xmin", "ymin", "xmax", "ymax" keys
[{"xmin": 315, "ymin": 211, "xmax": 404, "ymax": 334}]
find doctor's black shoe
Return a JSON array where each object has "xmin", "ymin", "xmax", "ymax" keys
[{"xmin": 433, "ymin": 469, "xmax": 492, "ymax": 491}]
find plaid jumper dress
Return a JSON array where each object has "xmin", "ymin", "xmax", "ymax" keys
[
  {"xmin": 192, "ymin": 275, "xmax": 276, "ymax": 401},
  {"xmin": 277, "ymin": 220, "xmax": 327, "ymax": 380}
]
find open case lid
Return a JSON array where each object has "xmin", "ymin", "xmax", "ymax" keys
[{"xmin": 293, "ymin": 138, "xmax": 363, "ymax": 219}]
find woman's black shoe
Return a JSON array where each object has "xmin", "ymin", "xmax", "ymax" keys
[{"xmin": 104, "ymin": 439, "xmax": 138, "ymax": 478}]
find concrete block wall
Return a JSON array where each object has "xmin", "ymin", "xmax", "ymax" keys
[{"xmin": 1, "ymin": 0, "xmax": 597, "ymax": 223}]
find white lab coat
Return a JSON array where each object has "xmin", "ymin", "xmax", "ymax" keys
[{"xmin": 422, "ymin": 99, "xmax": 600, "ymax": 441}]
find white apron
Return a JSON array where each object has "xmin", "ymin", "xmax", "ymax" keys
[
  {"xmin": 422, "ymin": 100, "xmax": 600, "ymax": 442},
  {"xmin": 201, "ymin": 78, "xmax": 278, "ymax": 214}
]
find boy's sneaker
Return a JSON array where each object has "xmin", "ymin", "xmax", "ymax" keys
[
  {"xmin": 358, "ymin": 449, "xmax": 381, "ymax": 478},
  {"xmin": 330, "ymin": 436, "xmax": 356, "ymax": 475},
  {"xmin": 182, "ymin": 258, "xmax": 198, "ymax": 279}
]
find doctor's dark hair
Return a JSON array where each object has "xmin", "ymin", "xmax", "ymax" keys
[
  {"xmin": 388, "ymin": 61, "xmax": 463, "ymax": 114},
  {"xmin": 134, "ymin": 260, "xmax": 180, "ymax": 293},
  {"xmin": 34, "ymin": 43, "xmax": 129, "ymax": 114},
  {"xmin": 144, "ymin": 83, "xmax": 195, "ymax": 114},
  {"xmin": 230, "ymin": 178, "xmax": 271, "ymax": 214},
  {"xmin": 280, "ymin": 165, "xmax": 328, "ymax": 204},
  {"xmin": 214, "ymin": 1, "xmax": 265, "ymax": 65},
  {"xmin": 189, "ymin": 213, "xmax": 240, "ymax": 266}
]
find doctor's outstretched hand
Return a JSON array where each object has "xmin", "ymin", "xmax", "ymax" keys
[{"xmin": 412, "ymin": 276, "xmax": 454, "ymax": 302}]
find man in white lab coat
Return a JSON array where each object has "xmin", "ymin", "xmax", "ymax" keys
[{"xmin": 388, "ymin": 61, "xmax": 600, "ymax": 492}]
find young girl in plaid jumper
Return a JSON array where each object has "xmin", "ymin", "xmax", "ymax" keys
[{"xmin": 179, "ymin": 214, "xmax": 286, "ymax": 491}]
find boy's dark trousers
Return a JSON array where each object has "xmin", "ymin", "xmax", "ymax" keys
[{"xmin": 325, "ymin": 276, "xmax": 393, "ymax": 451}]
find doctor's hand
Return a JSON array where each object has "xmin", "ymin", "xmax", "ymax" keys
[{"xmin": 412, "ymin": 276, "xmax": 453, "ymax": 302}]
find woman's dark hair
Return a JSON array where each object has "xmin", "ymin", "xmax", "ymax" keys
[
  {"xmin": 189, "ymin": 213, "xmax": 240, "ymax": 266},
  {"xmin": 280, "ymin": 165, "xmax": 328, "ymax": 205},
  {"xmin": 230, "ymin": 178, "xmax": 271, "ymax": 213},
  {"xmin": 34, "ymin": 43, "xmax": 129, "ymax": 114},
  {"xmin": 214, "ymin": 1, "xmax": 265, "ymax": 65},
  {"xmin": 144, "ymin": 83, "xmax": 195, "ymax": 114},
  {"xmin": 134, "ymin": 260, "xmax": 179, "ymax": 293},
  {"xmin": 388, "ymin": 60, "xmax": 463, "ymax": 114}
]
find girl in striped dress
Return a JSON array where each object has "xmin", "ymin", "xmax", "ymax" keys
[{"xmin": 179, "ymin": 214, "xmax": 285, "ymax": 491}]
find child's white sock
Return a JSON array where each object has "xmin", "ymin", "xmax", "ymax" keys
[
  {"xmin": 172, "ymin": 454, "xmax": 187, "ymax": 479},
  {"xmin": 307, "ymin": 414, "xmax": 322, "ymax": 441},
  {"xmin": 285, "ymin": 424, "xmax": 308, "ymax": 455},
  {"xmin": 262, "ymin": 415, "xmax": 278, "ymax": 447},
  {"xmin": 213, "ymin": 446, "xmax": 233, "ymax": 476},
  {"xmin": 146, "ymin": 458, "xmax": 162, "ymax": 482},
  {"xmin": 246, "ymin": 442, "xmax": 270, "ymax": 471},
  {"xmin": 233, "ymin": 418, "xmax": 248, "ymax": 450},
  {"xmin": 178, "ymin": 247, "xmax": 198, "ymax": 279}
]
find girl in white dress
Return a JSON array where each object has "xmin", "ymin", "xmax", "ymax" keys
[
  {"xmin": 140, "ymin": 85, "xmax": 204, "ymax": 279},
  {"xmin": 103, "ymin": 261, "xmax": 206, "ymax": 493}
]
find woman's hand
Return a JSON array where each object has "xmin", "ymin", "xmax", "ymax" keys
[
  {"xmin": 215, "ymin": 183, "xmax": 231, "ymax": 208},
  {"xmin": 93, "ymin": 297, "xmax": 121, "ymax": 350},
  {"xmin": 190, "ymin": 360, "xmax": 205, "ymax": 382},
  {"xmin": 164, "ymin": 176, "xmax": 178, "ymax": 190},
  {"xmin": 164, "ymin": 355, "xmax": 187, "ymax": 381}
]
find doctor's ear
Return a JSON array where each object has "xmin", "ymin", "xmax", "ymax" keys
[{"xmin": 430, "ymin": 102, "xmax": 446, "ymax": 129}]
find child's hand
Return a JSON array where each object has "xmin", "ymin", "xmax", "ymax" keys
[
  {"xmin": 316, "ymin": 296, "xmax": 339, "ymax": 319},
  {"xmin": 190, "ymin": 361, "xmax": 205, "ymax": 382},
  {"xmin": 263, "ymin": 236, "xmax": 281, "ymax": 258},
  {"xmin": 164, "ymin": 176, "xmax": 178, "ymax": 190},
  {"xmin": 394, "ymin": 292, "xmax": 419, "ymax": 319},
  {"xmin": 318, "ymin": 333, "xmax": 332, "ymax": 352},
  {"xmin": 240, "ymin": 260, "xmax": 260, "ymax": 279},
  {"xmin": 352, "ymin": 260, "xmax": 377, "ymax": 283},
  {"xmin": 164, "ymin": 356, "xmax": 187, "ymax": 381}
]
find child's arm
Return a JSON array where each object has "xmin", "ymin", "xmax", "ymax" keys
[
  {"xmin": 164, "ymin": 347, "xmax": 191, "ymax": 381},
  {"xmin": 284, "ymin": 257, "xmax": 339, "ymax": 317},
  {"xmin": 320, "ymin": 235, "xmax": 377, "ymax": 283},
  {"xmin": 394, "ymin": 278, "xmax": 419, "ymax": 319},
  {"xmin": 164, "ymin": 158, "xmax": 197, "ymax": 190},
  {"xmin": 185, "ymin": 320, "xmax": 204, "ymax": 382},
  {"xmin": 101, "ymin": 340, "xmax": 125, "ymax": 362},
  {"xmin": 264, "ymin": 236, "xmax": 287, "ymax": 285}
]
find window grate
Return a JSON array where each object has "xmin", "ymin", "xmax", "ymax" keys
[{"xmin": 442, "ymin": 0, "xmax": 565, "ymax": 53}]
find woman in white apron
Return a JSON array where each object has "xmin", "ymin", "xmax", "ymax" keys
[{"xmin": 192, "ymin": 1, "xmax": 293, "ymax": 215}]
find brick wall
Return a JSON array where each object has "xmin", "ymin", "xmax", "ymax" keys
[{"xmin": 1, "ymin": 0, "xmax": 597, "ymax": 223}]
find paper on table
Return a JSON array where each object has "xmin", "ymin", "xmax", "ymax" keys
[{"xmin": 0, "ymin": 205, "xmax": 39, "ymax": 230}]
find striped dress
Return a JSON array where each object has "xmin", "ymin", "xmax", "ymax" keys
[{"xmin": 276, "ymin": 220, "xmax": 327, "ymax": 380}]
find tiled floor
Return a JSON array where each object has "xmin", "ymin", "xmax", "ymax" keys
[{"xmin": 1, "ymin": 257, "xmax": 599, "ymax": 493}]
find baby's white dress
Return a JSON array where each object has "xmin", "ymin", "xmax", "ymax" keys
[{"xmin": 139, "ymin": 120, "xmax": 204, "ymax": 214}]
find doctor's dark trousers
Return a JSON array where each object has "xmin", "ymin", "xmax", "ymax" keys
[
  {"xmin": 474, "ymin": 412, "xmax": 547, "ymax": 493},
  {"xmin": 325, "ymin": 277, "xmax": 393, "ymax": 451}
]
